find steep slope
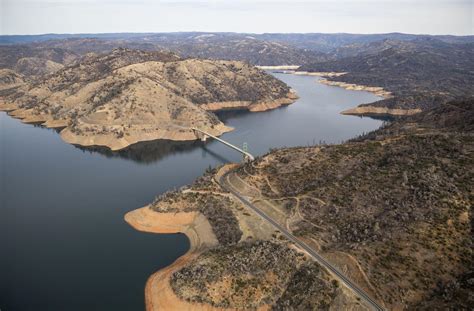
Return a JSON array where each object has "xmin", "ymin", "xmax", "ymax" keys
[
  {"xmin": 0, "ymin": 69, "xmax": 25, "ymax": 91},
  {"xmin": 14, "ymin": 57, "xmax": 64, "ymax": 77},
  {"xmin": 0, "ymin": 48, "xmax": 296, "ymax": 150},
  {"xmin": 233, "ymin": 99, "xmax": 473, "ymax": 309},
  {"xmin": 133, "ymin": 99, "xmax": 472, "ymax": 310},
  {"xmin": 299, "ymin": 39, "xmax": 474, "ymax": 114},
  {"xmin": 0, "ymin": 45, "xmax": 78, "ymax": 80}
]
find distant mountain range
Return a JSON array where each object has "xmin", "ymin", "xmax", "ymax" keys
[{"xmin": 1, "ymin": 32, "xmax": 473, "ymax": 113}]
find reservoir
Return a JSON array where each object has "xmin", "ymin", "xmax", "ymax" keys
[{"xmin": 0, "ymin": 73, "xmax": 382, "ymax": 310}]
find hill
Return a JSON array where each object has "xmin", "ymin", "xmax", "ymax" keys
[
  {"xmin": 259, "ymin": 32, "xmax": 474, "ymax": 52},
  {"xmin": 129, "ymin": 98, "xmax": 473, "ymax": 310},
  {"xmin": 0, "ymin": 35, "xmax": 327, "ymax": 68},
  {"xmin": 146, "ymin": 33, "xmax": 328, "ymax": 66},
  {"xmin": 0, "ymin": 45, "xmax": 78, "ymax": 79},
  {"xmin": 299, "ymin": 39, "xmax": 474, "ymax": 115},
  {"xmin": 0, "ymin": 48, "xmax": 296, "ymax": 150}
]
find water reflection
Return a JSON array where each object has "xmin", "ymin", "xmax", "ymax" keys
[
  {"xmin": 74, "ymin": 139, "xmax": 206, "ymax": 164},
  {"xmin": 201, "ymin": 145, "xmax": 233, "ymax": 163},
  {"xmin": 1, "ymin": 72, "xmax": 385, "ymax": 311},
  {"xmin": 214, "ymin": 106, "xmax": 290, "ymax": 123}
]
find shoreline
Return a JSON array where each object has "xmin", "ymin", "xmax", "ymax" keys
[
  {"xmin": 276, "ymin": 71, "xmax": 420, "ymax": 118},
  {"xmin": 200, "ymin": 90, "xmax": 298, "ymax": 112},
  {"xmin": 124, "ymin": 206, "xmax": 219, "ymax": 311},
  {"xmin": 316, "ymin": 78, "xmax": 423, "ymax": 117},
  {"xmin": 318, "ymin": 79, "xmax": 392, "ymax": 99},
  {"xmin": 0, "ymin": 92, "xmax": 297, "ymax": 151},
  {"xmin": 256, "ymin": 65, "xmax": 300, "ymax": 70},
  {"xmin": 293, "ymin": 71, "xmax": 348, "ymax": 77},
  {"xmin": 341, "ymin": 106, "xmax": 422, "ymax": 117}
]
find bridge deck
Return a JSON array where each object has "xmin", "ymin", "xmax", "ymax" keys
[{"xmin": 192, "ymin": 128, "xmax": 255, "ymax": 161}]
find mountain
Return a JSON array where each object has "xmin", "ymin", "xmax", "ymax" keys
[
  {"xmin": 299, "ymin": 38, "xmax": 474, "ymax": 113},
  {"xmin": 2, "ymin": 34, "xmax": 328, "ymax": 66},
  {"xmin": 31, "ymin": 37, "xmax": 163, "ymax": 55},
  {"xmin": 132, "ymin": 98, "xmax": 473, "ymax": 310},
  {"xmin": 144, "ymin": 33, "xmax": 328, "ymax": 66},
  {"xmin": 0, "ymin": 48, "xmax": 296, "ymax": 150},
  {"xmin": 2, "ymin": 32, "xmax": 472, "ymax": 126},
  {"xmin": 259, "ymin": 32, "xmax": 474, "ymax": 52},
  {"xmin": 2, "ymin": 32, "xmax": 472, "ymax": 70},
  {"xmin": 2, "ymin": 31, "xmax": 473, "ymax": 52}
]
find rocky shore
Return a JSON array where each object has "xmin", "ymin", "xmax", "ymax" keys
[{"xmin": 318, "ymin": 79, "xmax": 392, "ymax": 99}]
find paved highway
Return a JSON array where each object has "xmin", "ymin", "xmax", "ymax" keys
[{"xmin": 219, "ymin": 170, "xmax": 386, "ymax": 311}]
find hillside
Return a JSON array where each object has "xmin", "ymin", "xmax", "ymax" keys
[
  {"xmin": 0, "ymin": 45, "xmax": 78, "ymax": 79},
  {"xmin": 259, "ymin": 32, "xmax": 474, "ymax": 52},
  {"xmin": 2, "ymin": 32, "xmax": 472, "ymax": 77},
  {"xmin": 146, "ymin": 33, "xmax": 328, "ymax": 66},
  {"xmin": 129, "ymin": 98, "xmax": 473, "ymax": 310},
  {"xmin": 0, "ymin": 69, "xmax": 25, "ymax": 91},
  {"xmin": 0, "ymin": 35, "xmax": 326, "ymax": 71},
  {"xmin": 0, "ymin": 48, "xmax": 296, "ymax": 150},
  {"xmin": 299, "ymin": 39, "xmax": 474, "ymax": 114}
]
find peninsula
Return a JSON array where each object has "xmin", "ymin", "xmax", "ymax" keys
[
  {"xmin": 126, "ymin": 99, "xmax": 473, "ymax": 310},
  {"xmin": 0, "ymin": 48, "xmax": 297, "ymax": 150}
]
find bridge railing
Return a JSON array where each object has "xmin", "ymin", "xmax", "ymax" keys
[{"xmin": 191, "ymin": 128, "xmax": 255, "ymax": 161}]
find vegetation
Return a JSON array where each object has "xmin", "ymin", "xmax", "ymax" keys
[
  {"xmin": 274, "ymin": 262, "xmax": 340, "ymax": 310},
  {"xmin": 152, "ymin": 190, "xmax": 243, "ymax": 246},
  {"xmin": 152, "ymin": 99, "xmax": 472, "ymax": 310},
  {"xmin": 235, "ymin": 99, "xmax": 473, "ymax": 308},
  {"xmin": 299, "ymin": 39, "xmax": 474, "ymax": 111},
  {"xmin": 1, "ymin": 48, "xmax": 293, "ymax": 150},
  {"xmin": 170, "ymin": 240, "xmax": 303, "ymax": 308}
]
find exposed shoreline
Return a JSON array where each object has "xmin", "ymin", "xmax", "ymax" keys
[
  {"xmin": 341, "ymin": 106, "xmax": 422, "ymax": 117},
  {"xmin": 124, "ymin": 206, "xmax": 219, "ymax": 311},
  {"xmin": 200, "ymin": 90, "xmax": 298, "ymax": 112},
  {"xmin": 0, "ymin": 92, "xmax": 297, "ymax": 151},
  {"xmin": 293, "ymin": 71, "xmax": 348, "ymax": 77},
  {"xmin": 318, "ymin": 79, "xmax": 392, "ymax": 99},
  {"xmin": 256, "ymin": 65, "xmax": 300, "ymax": 70},
  {"xmin": 276, "ymin": 71, "xmax": 420, "ymax": 118}
]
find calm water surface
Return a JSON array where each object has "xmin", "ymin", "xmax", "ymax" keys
[{"xmin": 0, "ymin": 73, "xmax": 382, "ymax": 310}]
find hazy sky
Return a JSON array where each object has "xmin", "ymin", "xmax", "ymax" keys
[{"xmin": 1, "ymin": 0, "xmax": 473, "ymax": 35}]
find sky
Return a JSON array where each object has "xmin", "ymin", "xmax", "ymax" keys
[{"xmin": 1, "ymin": 0, "xmax": 473, "ymax": 35}]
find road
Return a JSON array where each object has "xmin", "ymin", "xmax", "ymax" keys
[{"xmin": 219, "ymin": 170, "xmax": 385, "ymax": 311}]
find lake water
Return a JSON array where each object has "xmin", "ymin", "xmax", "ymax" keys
[{"xmin": 0, "ymin": 73, "xmax": 382, "ymax": 310}]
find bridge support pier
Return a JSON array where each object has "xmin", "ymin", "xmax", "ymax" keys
[{"xmin": 191, "ymin": 127, "xmax": 255, "ymax": 162}]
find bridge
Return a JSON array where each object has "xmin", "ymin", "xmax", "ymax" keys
[{"xmin": 191, "ymin": 128, "xmax": 255, "ymax": 162}]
